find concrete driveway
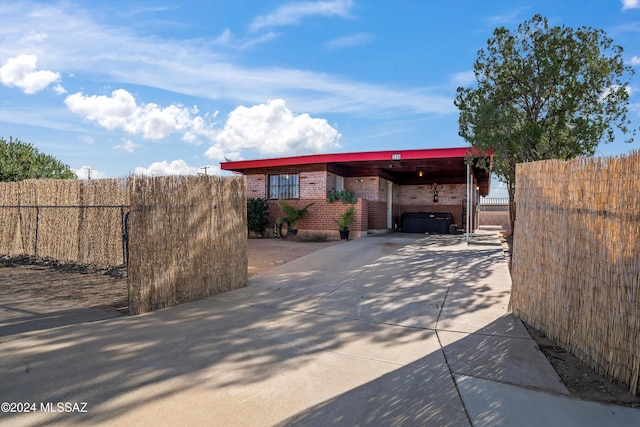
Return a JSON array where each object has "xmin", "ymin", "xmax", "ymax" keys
[{"xmin": 1, "ymin": 231, "xmax": 638, "ymax": 426}]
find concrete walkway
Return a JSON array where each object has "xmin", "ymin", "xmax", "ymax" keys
[{"xmin": 1, "ymin": 231, "xmax": 638, "ymax": 426}]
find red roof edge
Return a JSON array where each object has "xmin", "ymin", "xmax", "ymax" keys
[{"xmin": 221, "ymin": 147, "xmax": 489, "ymax": 171}]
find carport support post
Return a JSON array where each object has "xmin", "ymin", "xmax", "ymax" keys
[{"xmin": 466, "ymin": 164, "xmax": 471, "ymax": 243}]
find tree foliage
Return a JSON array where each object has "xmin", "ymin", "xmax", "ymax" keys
[
  {"xmin": 0, "ymin": 137, "xmax": 77, "ymax": 182},
  {"xmin": 455, "ymin": 15, "xmax": 636, "ymax": 230}
]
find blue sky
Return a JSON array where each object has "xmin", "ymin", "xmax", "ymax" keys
[{"xmin": 1, "ymin": 0, "xmax": 639, "ymax": 197}]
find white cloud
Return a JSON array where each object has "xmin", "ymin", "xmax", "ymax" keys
[
  {"xmin": 120, "ymin": 5, "xmax": 174, "ymax": 17},
  {"xmin": 451, "ymin": 71, "xmax": 476, "ymax": 87},
  {"xmin": 208, "ymin": 99, "xmax": 341, "ymax": 158},
  {"xmin": 0, "ymin": 54, "xmax": 62, "ymax": 94},
  {"xmin": 325, "ymin": 33, "xmax": 374, "ymax": 50},
  {"xmin": 486, "ymin": 8, "xmax": 527, "ymax": 25},
  {"xmin": 204, "ymin": 145, "xmax": 228, "ymax": 162},
  {"xmin": 64, "ymin": 89, "xmax": 216, "ymax": 142},
  {"xmin": 23, "ymin": 31, "xmax": 48, "ymax": 43},
  {"xmin": 0, "ymin": 2, "xmax": 455, "ymax": 120},
  {"xmin": 250, "ymin": 0, "xmax": 353, "ymax": 32},
  {"xmin": 74, "ymin": 165, "xmax": 107, "ymax": 180},
  {"xmin": 238, "ymin": 32, "xmax": 280, "ymax": 49},
  {"xmin": 133, "ymin": 159, "xmax": 204, "ymax": 176},
  {"xmin": 212, "ymin": 28, "xmax": 280, "ymax": 50},
  {"xmin": 65, "ymin": 89, "xmax": 137, "ymax": 130},
  {"xmin": 113, "ymin": 139, "xmax": 138, "ymax": 152},
  {"xmin": 214, "ymin": 28, "xmax": 233, "ymax": 44},
  {"xmin": 629, "ymin": 56, "xmax": 640, "ymax": 66},
  {"xmin": 622, "ymin": 0, "xmax": 639, "ymax": 10}
]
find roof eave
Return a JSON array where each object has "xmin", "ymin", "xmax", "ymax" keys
[{"xmin": 220, "ymin": 147, "xmax": 476, "ymax": 172}]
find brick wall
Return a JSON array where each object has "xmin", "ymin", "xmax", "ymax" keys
[
  {"xmin": 267, "ymin": 198, "xmax": 368, "ymax": 240},
  {"xmin": 245, "ymin": 170, "xmax": 328, "ymax": 199},
  {"xmin": 300, "ymin": 171, "xmax": 327, "ymax": 199},
  {"xmin": 246, "ymin": 171, "xmax": 478, "ymax": 234},
  {"xmin": 247, "ymin": 174, "xmax": 266, "ymax": 198},
  {"xmin": 368, "ymin": 201, "xmax": 387, "ymax": 230},
  {"xmin": 398, "ymin": 183, "xmax": 466, "ymax": 206},
  {"xmin": 347, "ymin": 176, "xmax": 381, "ymax": 201},
  {"xmin": 397, "ymin": 183, "xmax": 469, "ymax": 229},
  {"xmin": 345, "ymin": 176, "xmax": 389, "ymax": 230}
]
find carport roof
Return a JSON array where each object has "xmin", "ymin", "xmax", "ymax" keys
[{"xmin": 221, "ymin": 147, "xmax": 492, "ymax": 196}]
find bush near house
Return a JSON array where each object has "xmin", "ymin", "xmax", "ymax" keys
[
  {"xmin": 335, "ymin": 206, "xmax": 356, "ymax": 231},
  {"xmin": 327, "ymin": 189, "xmax": 357, "ymax": 204},
  {"xmin": 247, "ymin": 197, "xmax": 270, "ymax": 237}
]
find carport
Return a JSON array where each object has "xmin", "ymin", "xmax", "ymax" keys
[{"xmin": 222, "ymin": 147, "xmax": 492, "ymax": 237}]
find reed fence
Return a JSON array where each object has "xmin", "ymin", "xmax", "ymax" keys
[
  {"xmin": 510, "ymin": 151, "xmax": 640, "ymax": 395},
  {"xmin": 0, "ymin": 179, "xmax": 128, "ymax": 265},
  {"xmin": 1, "ymin": 175, "xmax": 248, "ymax": 315},
  {"xmin": 127, "ymin": 175, "xmax": 247, "ymax": 315}
]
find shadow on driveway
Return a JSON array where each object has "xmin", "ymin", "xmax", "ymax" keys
[{"xmin": 4, "ymin": 233, "xmax": 631, "ymax": 426}]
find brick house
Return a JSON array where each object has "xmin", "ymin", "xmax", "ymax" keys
[{"xmin": 221, "ymin": 147, "xmax": 491, "ymax": 239}]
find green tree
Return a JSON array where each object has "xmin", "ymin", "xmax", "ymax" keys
[
  {"xmin": 455, "ymin": 14, "xmax": 636, "ymax": 231},
  {"xmin": 0, "ymin": 137, "xmax": 77, "ymax": 181}
]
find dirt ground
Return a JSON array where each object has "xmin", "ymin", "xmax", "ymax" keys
[
  {"xmin": 0, "ymin": 235, "xmax": 638, "ymax": 406},
  {"xmin": 0, "ymin": 238, "xmax": 340, "ymax": 313}
]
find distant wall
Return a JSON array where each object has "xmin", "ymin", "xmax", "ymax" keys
[{"xmin": 479, "ymin": 198, "xmax": 510, "ymax": 228}]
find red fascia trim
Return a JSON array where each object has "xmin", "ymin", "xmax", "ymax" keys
[{"xmin": 221, "ymin": 147, "xmax": 480, "ymax": 171}]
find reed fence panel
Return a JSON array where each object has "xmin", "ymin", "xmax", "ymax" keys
[
  {"xmin": 510, "ymin": 151, "xmax": 640, "ymax": 395},
  {"xmin": 1, "ymin": 176, "xmax": 247, "ymax": 315},
  {"xmin": 127, "ymin": 175, "xmax": 247, "ymax": 315},
  {"xmin": 0, "ymin": 179, "xmax": 128, "ymax": 265}
]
